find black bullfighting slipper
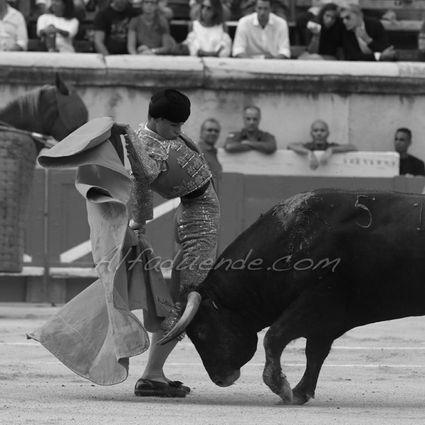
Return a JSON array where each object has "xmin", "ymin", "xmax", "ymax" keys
[
  {"xmin": 134, "ymin": 378, "xmax": 190, "ymax": 397},
  {"xmin": 168, "ymin": 380, "xmax": 190, "ymax": 393}
]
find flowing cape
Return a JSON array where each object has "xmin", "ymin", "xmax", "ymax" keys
[{"xmin": 27, "ymin": 117, "xmax": 174, "ymax": 385}]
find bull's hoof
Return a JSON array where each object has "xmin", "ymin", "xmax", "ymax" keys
[
  {"xmin": 263, "ymin": 370, "xmax": 293, "ymax": 404},
  {"xmin": 292, "ymin": 388, "xmax": 313, "ymax": 405},
  {"xmin": 278, "ymin": 384, "xmax": 293, "ymax": 404}
]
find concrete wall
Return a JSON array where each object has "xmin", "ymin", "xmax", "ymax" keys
[{"xmin": 1, "ymin": 53, "xmax": 425, "ymax": 159}]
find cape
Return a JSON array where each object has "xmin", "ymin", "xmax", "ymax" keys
[{"xmin": 27, "ymin": 117, "xmax": 174, "ymax": 385}]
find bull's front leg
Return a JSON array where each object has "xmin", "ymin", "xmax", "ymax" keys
[
  {"xmin": 292, "ymin": 335, "xmax": 334, "ymax": 405},
  {"xmin": 263, "ymin": 287, "xmax": 344, "ymax": 405},
  {"xmin": 262, "ymin": 294, "xmax": 317, "ymax": 404},
  {"xmin": 263, "ymin": 327, "xmax": 295, "ymax": 404}
]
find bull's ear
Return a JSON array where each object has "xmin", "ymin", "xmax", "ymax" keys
[{"xmin": 55, "ymin": 73, "xmax": 70, "ymax": 96}]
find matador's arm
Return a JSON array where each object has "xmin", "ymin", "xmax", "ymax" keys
[{"xmin": 112, "ymin": 123, "xmax": 160, "ymax": 230}]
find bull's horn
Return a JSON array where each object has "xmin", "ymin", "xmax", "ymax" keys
[{"xmin": 157, "ymin": 291, "xmax": 202, "ymax": 345}]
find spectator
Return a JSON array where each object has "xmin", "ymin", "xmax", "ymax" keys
[
  {"xmin": 35, "ymin": 0, "xmax": 54, "ymax": 17},
  {"xmin": 35, "ymin": 0, "xmax": 87, "ymax": 21},
  {"xmin": 37, "ymin": 0, "xmax": 79, "ymax": 52},
  {"xmin": 339, "ymin": 3, "xmax": 396, "ymax": 61},
  {"xmin": 394, "ymin": 128, "xmax": 425, "ymax": 177},
  {"xmin": 190, "ymin": 0, "xmax": 231, "ymax": 21},
  {"xmin": 185, "ymin": 0, "xmax": 232, "ymax": 57},
  {"xmin": 296, "ymin": 0, "xmax": 351, "ymax": 43},
  {"xmin": 295, "ymin": 0, "xmax": 325, "ymax": 45},
  {"xmin": 93, "ymin": 0, "xmax": 140, "ymax": 55},
  {"xmin": 232, "ymin": 0, "xmax": 290, "ymax": 59},
  {"xmin": 288, "ymin": 119, "xmax": 357, "ymax": 170},
  {"xmin": 198, "ymin": 118, "xmax": 223, "ymax": 194},
  {"xmin": 131, "ymin": 0, "xmax": 173, "ymax": 19},
  {"xmin": 300, "ymin": 2, "xmax": 343, "ymax": 60},
  {"xmin": 234, "ymin": 0, "xmax": 289, "ymax": 20},
  {"xmin": 127, "ymin": 0, "xmax": 175, "ymax": 55},
  {"xmin": 0, "ymin": 0, "xmax": 28, "ymax": 51},
  {"xmin": 224, "ymin": 105, "xmax": 277, "ymax": 154}
]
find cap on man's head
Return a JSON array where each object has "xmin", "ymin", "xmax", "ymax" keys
[{"xmin": 149, "ymin": 89, "xmax": 191, "ymax": 123}]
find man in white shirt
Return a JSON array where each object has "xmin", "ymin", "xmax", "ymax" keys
[
  {"xmin": 0, "ymin": 0, "xmax": 28, "ymax": 51},
  {"xmin": 232, "ymin": 0, "xmax": 290, "ymax": 59}
]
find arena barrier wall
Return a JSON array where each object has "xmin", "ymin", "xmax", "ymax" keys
[{"xmin": 1, "ymin": 149, "xmax": 424, "ymax": 303}]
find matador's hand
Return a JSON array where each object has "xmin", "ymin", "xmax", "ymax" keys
[
  {"xmin": 129, "ymin": 219, "xmax": 146, "ymax": 235},
  {"xmin": 112, "ymin": 123, "xmax": 144, "ymax": 179}
]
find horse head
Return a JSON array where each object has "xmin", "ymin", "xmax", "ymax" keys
[
  {"xmin": 48, "ymin": 74, "xmax": 89, "ymax": 141},
  {"xmin": 0, "ymin": 74, "xmax": 89, "ymax": 152}
]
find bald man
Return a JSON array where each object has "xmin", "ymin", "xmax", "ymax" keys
[{"xmin": 288, "ymin": 120, "xmax": 357, "ymax": 170}]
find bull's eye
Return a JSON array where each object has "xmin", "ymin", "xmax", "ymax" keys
[{"xmin": 196, "ymin": 324, "xmax": 209, "ymax": 340}]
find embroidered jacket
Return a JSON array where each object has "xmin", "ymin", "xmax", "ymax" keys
[{"xmin": 131, "ymin": 124, "xmax": 212, "ymax": 223}]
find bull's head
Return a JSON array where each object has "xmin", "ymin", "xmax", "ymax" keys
[{"xmin": 159, "ymin": 291, "xmax": 258, "ymax": 387}]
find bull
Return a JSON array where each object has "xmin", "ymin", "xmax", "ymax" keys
[{"xmin": 159, "ymin": 188, "xmax": 425, "ymax": 404}]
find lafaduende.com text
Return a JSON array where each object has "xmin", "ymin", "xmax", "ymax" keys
[{"xmin": 97, "ymin": 247, "xmax": 341, "ymax": 274}]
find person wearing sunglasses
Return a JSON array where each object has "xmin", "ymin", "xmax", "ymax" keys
[
  {"xmin": 185, "ymin": 0, "xmax": 232, "ymax": 57},
  {"xmin": 339, "ymin": 3, "xmax": 396, "ymax": 61}
]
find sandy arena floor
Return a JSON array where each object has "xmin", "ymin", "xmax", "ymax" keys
[{"xmin": 0, "ymin": 303, "xmax": 425, "ymax": 425}]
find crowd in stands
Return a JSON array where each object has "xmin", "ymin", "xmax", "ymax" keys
[
  {"xmin": 1, "ymin": 0, "xmax": 425, "ymax": 59},
  {"xmin": 200, "ymin": 105, "xmax": 425, "ymax": 186}
]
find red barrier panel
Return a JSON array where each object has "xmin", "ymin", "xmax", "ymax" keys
[{"xmin": 1, "ymin": 169, "xmax": 424, "ymax": 302}]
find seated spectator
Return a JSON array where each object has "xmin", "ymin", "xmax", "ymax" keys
[
  {"xmin": 339, "ymin": 3, "xmax": 396, "ymax": 61},
  {"xmin": 295, "ymin": 0, "xmax": 347, "ymax": 45},
  {"xmin": 235, "ymin": 0, "xmax": 289, "ymax": 20},
  {"xmin": 35, "ymin": 0, "xmax": 86, "ymax": 22},
  {"xmin": 224, "ymin": 105, "xmax": 277, "ymax": 154},
  {"xmin": 93, "ymin": 0, "xmax": 141, "ymax": 55},
  {"xmin": 0, "ymin": 0, "xmax": 28, "ymax": 51},
  {"xmin": 288, "ymin": 119, "xmax": 357, "ymax": 170},
  {"xmin": 37, "ymin": 0, "xmax": 79, "ymax": 52},
  {"xmin": 131, "ymin": 0, "xmax": 173, "ymax": 19},
  {"xmin": 198, "ymin": 118, "xmax": 223, "ymax": 194},
  {"xmin": 299, "ymin": 2, "xmax": 343, "ymax": 60},
  {"xmin": 190, "ymin": 0, "xmax": 231, "ymax": 21},
  {"xmin": 394, "ymin": 128, "xmax": 425, "ymax": 177},
  {"xmin": 295, "ymin": 0, "xmax": 325, "ymax": 45},
  {"xmin": 127, "ymin": 0, "xmax": 175, "ymax": 55},
  {"xmin": 185, "ymin": 0, "xmax": 232, "ymax": 57},
  {"xmin": 232, "ymin": 0, "xmax": 290, "ymax": 59}
]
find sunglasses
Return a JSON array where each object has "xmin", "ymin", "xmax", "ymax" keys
[
  {"xmin": 205, "ymin": 128, "xmax": 219, "ymax": 132},
  {"xmin": 201, "ymin": 4, "xmax": 212, "ymax": 9}
]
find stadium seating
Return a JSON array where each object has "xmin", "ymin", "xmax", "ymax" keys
[{"xmin": 23, "ymin": 0, "xmax": 425, "ymax": 56}]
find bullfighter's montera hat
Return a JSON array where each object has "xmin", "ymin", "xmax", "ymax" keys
[{"xmin": 148, "ymin": 89, "xmax": 191, "ymax": 123}]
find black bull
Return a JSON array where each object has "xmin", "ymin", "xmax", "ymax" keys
[{"xmin": 161, "ymin": 188, "xmax": 425, "ymax": 404}]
